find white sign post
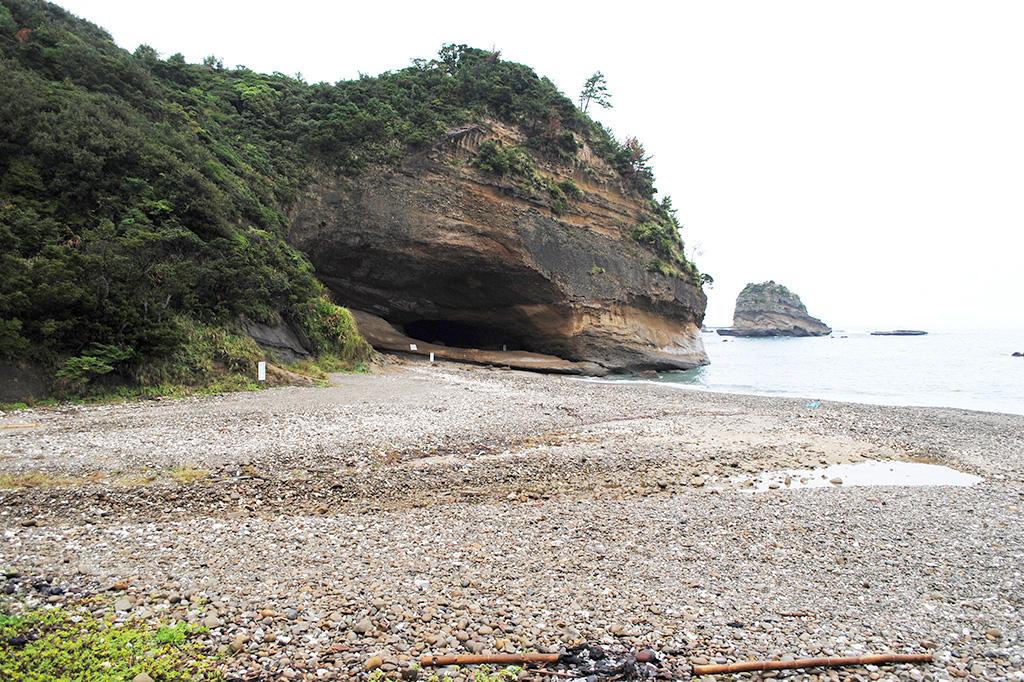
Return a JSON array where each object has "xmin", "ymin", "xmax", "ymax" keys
[
  {"xmin": 409, "ymin": 343, "xmax": 418, "ymax": 352},
  {"xmin": 429, "ymin": 352, "xmax": 435, "ymax": 363},
  {"xmin": 257, "ymin": 361, "xmax": 266, "ymax": 382}
]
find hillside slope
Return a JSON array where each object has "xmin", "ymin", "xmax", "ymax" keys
[{"xmin": 0, "ymin": 0, "xmax": 706, "ymax": 396}]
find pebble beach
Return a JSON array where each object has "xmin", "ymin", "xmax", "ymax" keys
[{"xmin": 1, "ymin": 362, "xmax": 1021, "ymax": 681}]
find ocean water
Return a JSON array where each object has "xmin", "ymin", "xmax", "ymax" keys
[{"xmin": 636, "ymin": 330, "xmax": 1024, "ymax": 415}]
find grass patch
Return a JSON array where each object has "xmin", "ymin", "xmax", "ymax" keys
[
  {"xmin": 1, "ymin": 399, "xmax": 60, "ymax": 412},
  {"xmin": 153, "ymin": 623, "xmax": 193, "ymax": 646},
  {"xmin": 113, "ymin": 471, "xmax": 158, "ymax": 488},
  {"xmin": 287, "ymin": 354, "xmax": 371, "ymax": 384},
  {"xmin": 0, "ymin": 472, "xmax": 64, "ymax": 489},
  {"xmin": 1, "ymin": 376, "xmax": 263, "ymax": 413},
  {"xmin": 168, "ymin": 467, "xmax": 209, "ymax": 485},
  {"xmin": 289, "ymin": 300, "xmax": 375, "ymax": 368},
  {"xmin": 0, "ymin": 603, "xmax": 221, "ymax": 681},
  {"xmin": 647, "ymin": 258, "xmax": 681, "ymax": 278},
  {"xmin": 0, "ymin": 471, "xmax": 105, "ymax": 489},
  {"xmin": 0, "ymin": 467, "xmax": 215, "ymax": 489}
]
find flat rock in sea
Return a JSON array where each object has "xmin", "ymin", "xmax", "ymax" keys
[{"xmin": 870, "ymin": 329, "xmax": 928, "ymax": 336}]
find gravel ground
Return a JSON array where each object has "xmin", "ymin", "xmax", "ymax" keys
[{"xmin": 1, "ymin": 361, "xmax": 1021, "ymax": 681}]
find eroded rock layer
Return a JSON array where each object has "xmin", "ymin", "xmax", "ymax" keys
[{"xmin": 289, "ymin": 122, "xmax": 707, "ymax": 373}]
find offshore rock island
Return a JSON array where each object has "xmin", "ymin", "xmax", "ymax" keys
[{"xmin": 717, "ymin": 281, "xmax": 831, "ymax": 337}]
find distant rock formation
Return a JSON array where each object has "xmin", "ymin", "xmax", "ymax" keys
[
  {"xmin": 871, "ymin": 330, "xmax": 928, "ymax": 336},
  {"xmin": 717, "ymin": 281, "xmax": 831, "ymax": 337}
]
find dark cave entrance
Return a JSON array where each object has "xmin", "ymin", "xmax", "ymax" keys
[{"xmin": 403, "ymin": 319, "xmax": 524, "ymax": 351}]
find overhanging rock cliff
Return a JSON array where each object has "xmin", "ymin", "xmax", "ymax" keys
[{"xmin": 289, "ymin": 122, "xmax": 708, "ymax": 374}]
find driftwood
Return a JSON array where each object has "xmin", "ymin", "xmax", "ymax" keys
[
  {"xmin": 419, "ymin": 653, "xmax": 561, "ymax": 667},
  {"xmin": 0, "ymin": 422, "xmax": 40, "ymax": 429},
  {"xmin": 691, "ymin": 653, "xmax": 933, "ymax": 675}
]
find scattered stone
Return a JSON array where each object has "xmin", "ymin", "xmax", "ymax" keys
[{"xmin": 1, "ymin": 364, "xmax": 1021, "ymax": 682}]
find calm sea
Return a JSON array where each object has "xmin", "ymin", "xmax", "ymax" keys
[{"xmin": 615, "ymin": 330, "xmax": 1024, "ymax": 416}]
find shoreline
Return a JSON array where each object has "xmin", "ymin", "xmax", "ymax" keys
[
  {"xmin": 578, "ymin": 373, "xmax": 1024, "ymax": 418},
  {"xmin": 1, "ymin": 362, "xmax": 1021, "ymax": 680}
]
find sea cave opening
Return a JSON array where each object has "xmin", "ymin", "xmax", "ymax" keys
[{"xmin": 402, "ymin": 319, "xmax": 525, "ymax": 351}]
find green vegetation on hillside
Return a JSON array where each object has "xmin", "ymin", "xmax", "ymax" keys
[
  {"xmin": 0, "ymin": 0, "xmax": 379, "ymax": 394},
  {"xmin": 742, "ymin": 281, "xmax": 797, "ymax": 300},
  {"xmin": 737, "ymin": 281, "xmax": 805, "ymax": 311},
  {"xmin": 630, "ymin": 197, "xmax": 708, "ymax": 283},
  {"xmin": 0, "ymin": 0, "xmax": 698, "ymax": 395},
  {"xmin": 472, "ymin": 139, "xmax": 586, "ymax": 215}
]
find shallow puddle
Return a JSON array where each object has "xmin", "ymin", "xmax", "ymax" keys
[{"xmin": 734, "ymin": 459, "xmax": 982, "ymax": 492}]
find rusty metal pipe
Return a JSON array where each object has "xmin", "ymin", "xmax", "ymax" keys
[
  {"xmin": 419, "ymin": 653, "xmax": 562, "ymax": 667},
  {"xmin": 692, "ymin": 653, "xmax": 933, "ymax": 675}
]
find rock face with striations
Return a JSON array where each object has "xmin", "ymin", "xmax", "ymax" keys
[
  {"xmin": 289, "ymin": 121, "xmax": 708, "ymax": 373},
  {"xmin": 718, "ymin": 281, "xmax": 831, "ymax": 337}
]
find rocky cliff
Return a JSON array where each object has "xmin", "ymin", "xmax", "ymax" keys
[
  {"xmin": 718, "ymin": 281, "xmax": 831, "ymax": 337},
  {"xmin": 289, "ymin": 121, "xmax": 708, "ymax": 373}
]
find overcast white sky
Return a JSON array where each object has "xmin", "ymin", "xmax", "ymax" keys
[{"xmin": 59, "ymin": 0, "xmax": 1024, "ymax": 330}]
